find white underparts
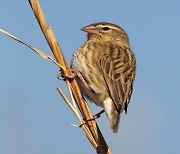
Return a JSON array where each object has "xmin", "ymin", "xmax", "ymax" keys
[{"xmin": 103, "ymin": 97, "xmax": 113, "ymax": 120}]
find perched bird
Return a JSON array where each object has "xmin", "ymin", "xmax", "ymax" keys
[{"xmin": 71, "ymin": 22, "xmax": 136, "ymax": 132}]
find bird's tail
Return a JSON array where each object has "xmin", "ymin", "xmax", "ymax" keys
[{"xmin": 110, "ymin": 111, "xmax": 120, "ymax": 133}]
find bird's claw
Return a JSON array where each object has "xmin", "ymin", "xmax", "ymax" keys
[{"xmin": 57, "ymin": 69, "xmax": 77, "ymax": 81}]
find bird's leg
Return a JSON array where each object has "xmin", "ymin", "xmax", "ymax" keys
[
  {"xmin": 93, "ymin": 109, "xmax": 105, "ymax": 119},
  {"xmin": 79, "ymin": 110, "xmax": 105, "ymax": 127},
  {"xmin": 76, "ymin": 72, "xmax": 93, "ymax": 91},
  {"xmin": 57, "ymin": 69, "xmax": 92, "ymax": 91}
]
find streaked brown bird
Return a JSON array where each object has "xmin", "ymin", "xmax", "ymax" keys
[{"xmin": 71, "ymin": 22, "xmax": 136, "ymax": 132}]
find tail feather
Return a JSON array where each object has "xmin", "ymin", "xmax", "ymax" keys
[{"xmin": 110, "ymin": 111, "xmax": 120, "ymax": 133}]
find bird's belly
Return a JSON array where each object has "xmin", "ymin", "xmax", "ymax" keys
[
  {"xmin": 71, "ymin": 52, "xmax": 109, "ymax": 108},
  {"xmin": 71, "ymin": 53, "xmax": 84, "ymax": 72},
  {"xmin": 77, "ymin": 78, "xmax": 105, "ymax": 108}
]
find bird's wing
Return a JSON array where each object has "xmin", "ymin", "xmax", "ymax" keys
[{"xmin": 99, "ymin": 44, "xmax": 136, "ymax": 113}]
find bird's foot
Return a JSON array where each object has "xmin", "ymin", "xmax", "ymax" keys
[
  {"xmin": 57, "ymin": 69, "xmax": 77, "ymax": 81},
  {"xmin": 57, "ymin": 69, "xmax": 92, "ymax": 91},
  {"xmin": 79, "ymin": 110, "xmax": 105, "ymax": 127}
]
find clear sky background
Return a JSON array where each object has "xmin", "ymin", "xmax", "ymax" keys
[{"xmin": 0, "ymin": 0, "xmax": 180, "ymax": 154}]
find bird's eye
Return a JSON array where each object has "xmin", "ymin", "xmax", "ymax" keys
[{"xmin": 102, "ymin": 27, "xmax": 110, "ymax": 31}]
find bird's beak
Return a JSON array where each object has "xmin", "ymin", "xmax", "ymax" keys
[{"xmin": 80, "ymin": 25, "xmax": 99, "ymax": 35}]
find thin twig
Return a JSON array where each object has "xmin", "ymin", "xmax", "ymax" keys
[
  {"xmin": 57, "ymin": 88, "xmax": 98, "ymax": 147},
  {"xmin": 0, "ymin": 29, "xmax": 65, "ymax": 70},
  {"xmin": 67, "ymin": 82, "xmax": 77, "ymax": 108},
  {"xmin": 57, "ymin": 88, "xmax": 81, "ymax": 121}
]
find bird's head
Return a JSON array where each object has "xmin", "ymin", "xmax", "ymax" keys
[{"xmin": 81, "ymin": 22, "xmax": 129, "ymax": 46}]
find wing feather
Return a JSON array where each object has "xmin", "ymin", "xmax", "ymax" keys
[{"xmin": 99, "ymin": 44, "xmax": 136, "ymax": 113}]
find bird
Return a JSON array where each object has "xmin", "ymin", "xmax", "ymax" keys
[{"xmin": 70, "ymin": 22, "xmax": 136, "ymax": 132}]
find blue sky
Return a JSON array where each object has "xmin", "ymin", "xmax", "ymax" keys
[{"xmin": 0, "ymin": 0, "xmax": 180, "ymax": 154}]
